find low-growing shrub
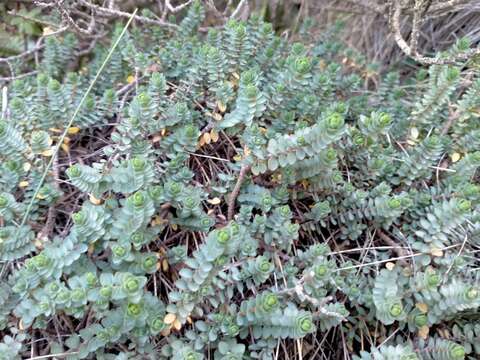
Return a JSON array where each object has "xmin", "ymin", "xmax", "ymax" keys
[{"xmin": 0, "ymin": 1, "xmax": 479, "ymax": 359}]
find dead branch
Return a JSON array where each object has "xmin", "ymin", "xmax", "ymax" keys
[
  {"xmin": 389, "ymin": 0, "xmax": 480, "ymax": 65},
  {"xmin": 77, "ymin": 0, "xmax": 178, "ymax": 29},
  {"xmin": 342, "ymin": 0, "xmax": 480, "ymax": 65}
]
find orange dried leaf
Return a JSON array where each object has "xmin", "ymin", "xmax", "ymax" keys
[
  {"xmin": 173, "ymin": 319, "xmax": 182, "ymax": 331},
  {"xmin": 164, "ymin": 313, "xmax": 176, "ymax": 325},
  {"xmin": 89, "ymin": 194, "xmax": 102, "ymax": 205},
  {"xmin": 416, "ymin": 303, "xmax": 428, "ymax": 313},
  {"xmin": 203, "ymin": 132, "xmax": 211, "ymax": 144},
  {"xmin": 160, "ymin": 328, "xmax": 171, "ymax": 336},
  {"xmin": 431, "ymin": 248, "xmax": 443, "ymax": 257},
  {"xmin": 418, "ymin": 325, "xmax": 429, "ymax": 339}
]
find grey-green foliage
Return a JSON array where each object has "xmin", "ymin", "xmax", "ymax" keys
[{"xmin": 0, "ymin": 1, "xmax": 479, "ymax": 359}]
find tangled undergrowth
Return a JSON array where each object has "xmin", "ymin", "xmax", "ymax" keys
[{"xmin": 0, "ymin": 1, "xmax": 479, "ymax": 359}]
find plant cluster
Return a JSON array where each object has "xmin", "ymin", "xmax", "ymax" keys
[{"xmin": 0, "ymin": 2, "xmax": 479, "ymax": 359}]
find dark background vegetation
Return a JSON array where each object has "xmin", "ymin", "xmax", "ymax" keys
[{"xmin": 2, "ymin": 0, "xmax": 480, "ymax": 84}]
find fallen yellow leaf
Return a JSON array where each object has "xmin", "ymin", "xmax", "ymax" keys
[
  {"xmin": 23, "ymin": 163, "xmax": 32, "ymax": 172},
  {"xmin": 43, "ymin": 26, "xmax": 55, "ymax": 36},
  {"xmin": 300, "ymin": 180, "xmax": 310, "ymax": 189},
  {"xmin": 89, "ymin": 194, "xmax": 102, "ymax": 205},
  {"xmin": 42, "ymin": 148, "xmax": 54, "ymax": 157},
  {"xmin": 127, "ymin": 75, "xmax": 136, "ymax": 84},
  {"xmin": 204, "ymin": 132, "xmax": 211, "ymax": 144},
  {"xmin": 410, "ymin": 127, "xmax": 419, "ymax": 140},
  {"xmin": 19, "ymin": 180, "xmax": 29, "ymax": 188},
  {"xmin": 385, "ymin": 262, "xmax": 395, "ymax": 270},
  {"xmin": 210, "ymin": 129, "xmax": 219, "ymax": 142},
  {"xmin": 207, "ymin": 197, "xmax": 221, "ymax": 205},
  {"xmin": 430, "ymin": 248, "xmax": 443, "ymax": 257},
  {"xmin": 451, "ymin": 152, "xmax": 461, "ymax": 163},
  {"xmin": 418, "ymin": 325, "xmax": 429, "ymax": 339},
  {"xmin": 162, "ymin": 259, "xmax": 169, "ymax": 272},
  {"xmin": 213, "ymin": 113, "xmax": 223, "ymax": 121},
  {"xmin": 173, "ymin": 319, "xmax": 182, "ymax": 331},
  {"xmin": 34, "ymin": 239, "xmax": 44, "ymax": 249},
  {"xmin": 438, "ymin": 328, "xmax": 451, "ymax": 339},
  {"xmin": 416, "ymin": 303, "xmax": 428, "ymax": 313},
  {"xmin": 164, "ymin": 313, "xmax": 176, "ymax": 325},
  {"xmin": 197, "ymin": 133, "xmax": 208, "ymax": 148},
  {"xmin": 160, "ymin": 328, "xmax": 171, "ymax": 336},
  {"xmin": 217, "ymin": 101, "xmax": 226, "ymax": 113},
  {"xmin": 61, "ymin": 143, "xmax": 70, "ymax": 153},
  {"xmin": 67, "ymin": 127, "xmax": 81, "ymax": 135},
  {"xmin": 151, "ymin": 216, "xmax": 167, "ymax": 226},
  {"xmin": 36, "ymin": 193, "xmax": 47, "ymax": 200},
  {"xmin": 87, "ymin": 243, "xmax": 95, "ymax": 255}
]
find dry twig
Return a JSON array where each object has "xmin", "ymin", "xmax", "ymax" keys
[{"xmin": 227, "ymin": 163, "xmax": 251, "ymax": 221}]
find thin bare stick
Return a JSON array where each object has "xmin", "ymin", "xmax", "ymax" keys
[
  {"xmin": 0, "ymin": 25, "xmax": 67, "ymax": 65},
  {"xmin": 336, "ymin": 243, "xmax": 461, "ymax": 271},
  {"xmin": 376, "ymin": 229, "xmax": 408, "ymax": 266},
  {"xmin": 441, "ymin": 110, "xmax": 460, "ymax": 135},
  {"xmin": 230, "ymin": 0, "xmax": 247, "ymax": 19},
  {"xmin": 78, "ymin": 0, "xmax": 177, "ymax": 29},
  {"xmin": 227, "ymin": 164, "xmax": 251, "ymax": 221},
  {"xmin": 29, "ymin": 352, "xmax": 79, "ymax": 360},
  {"xmin": 54, "ymin": 0, "xmax": 94, "ymax": 36},
  {"xmin": 0, "ymin": 71, "xmax": 39, "ymax": 82},
  {"xmin": 36, "ymin": 155, "xmax": 61, "ymax": 243},
  {"xmin": 1, "ymin": 87, "xmax": 7, "ymax": 120}
]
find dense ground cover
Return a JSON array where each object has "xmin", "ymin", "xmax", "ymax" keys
[{"xmin": 0, "ymin": 1, "xmax": 479, "ymax": 359}]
